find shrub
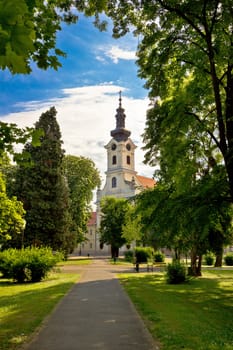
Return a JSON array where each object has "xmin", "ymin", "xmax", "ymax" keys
[
  {"xmin": 0, "ymin": 248, "xmax": 18, "ymax": 278},
  {"xmin": 154, "ymin": 251, "xmax": 165, "ymax": 263},
  {"xmin": 0, "ymin": 247, "xmax": 63, "ymax": 283},
  {"xmin": 204, "ymin": 252, "xmax": 215, "ymax": 266},
  {"xmin": 124, "ymin": 250, "xmax": 133, "ymax": 262},
  {"xmin": 166, "ymin": 261, "xmax": 187, "ymax": 284},
  {"xmin": 224, "ymin": 253, "xmax": 233, "ymax": 266},
  {"xmin": 134, "ymin": 247, "xmax": 154, "ymax": 263}
]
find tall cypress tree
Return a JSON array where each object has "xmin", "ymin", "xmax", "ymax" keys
[{"xmin": 15, "ymin": 107, "xmax": 73, "ymax": 253}]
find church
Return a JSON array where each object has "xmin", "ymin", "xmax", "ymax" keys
[{"xmin": 78, "ymin": 93, "xmax": 155, "ymax": 256}]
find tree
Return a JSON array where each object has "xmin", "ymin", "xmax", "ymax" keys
[
  {"xmin": 0, "ymin": 0, "xmax": 108, "ymax": 74},
  {"xmin": 122, "ymin": 205, "xmax": 142, "ymax": 246},
  {"xmin": 0, "ymin": 172, "xmax": 25, "ymax": 249},
  {"xmin": 99, "ymin": 196, "xmax": 130, "ymax": 258},
  {"xmin": 0, "ymin": 0, "xmax": 105, "ymax": 159},
  {"xmin": 104, "ymin": 0, "xmax": 233, "ymax": 203},
  {"xmin": 135, "ymin": 166, "xmax": 233, "ymax": 276},
  {"xmin": 14, "ymin": 107, "xmax": 73, "ymax": 254},
  {"xmin": 63, "ymin": 155, "xmax": 100, "ymax": 244},
  {"xmin": 0, "ymin": 121, "xmax": 42, "ymax": 163}
]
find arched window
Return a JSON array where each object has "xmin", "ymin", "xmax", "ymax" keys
[
  {"xmin": 112, "ymin": 155, "xmax": 117, "ymax": 165},
  {"xmin": 112, "ymin": 177, "xmax": 117, "ymax": 188},
  {"xmin": 127, "ymin": 155, "xmax": 131, "ymax": 165}
]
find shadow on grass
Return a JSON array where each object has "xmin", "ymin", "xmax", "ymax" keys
[{"xmin": 119, "ymin": 271, "xmax": 233, "ymax": 350}]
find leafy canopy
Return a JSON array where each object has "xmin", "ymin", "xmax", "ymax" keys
[
  {"xmin": 99, "ymin": 196, "xmax": 130, "ymax": 255},
  {"xmin": 104, "ymin": 0, "xmax": 233, "ymax": 201},
  {"xmin": 0, "ymin": 0, "xmax": 107, "ymax": 74},
  {"xmin": 63, "ymin": 155, "xmax": 100, "ymax": 243},
  {"xmin": 0, "ymin": 172, "xmax": 25, "ymax": 246}
]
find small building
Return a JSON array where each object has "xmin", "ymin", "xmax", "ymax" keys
[{"xmin": 78, "ymin": 212, "xmax": 97, "ymax": 255}]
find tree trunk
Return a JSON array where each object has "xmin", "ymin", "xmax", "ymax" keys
[
  {"xmin": 196, "ymin": 254, "xmax": 202, "ymax": 276},
  {"xmin": 111, "ymin": 246, "xmax": 119, "ymax": 258},
  {"xmin": 174, "ymin": 248, "xmax": 181, "ymax": 261},
  {"xmin": 215, "ymin": 250, "xmax": 223, "ymax": 267},
  {"xmin": 189, "ymin": 249, "xmax": 198, "ymax": 276},
  {"xmin": 225, "ymin": 66, "xmax": 233, "ymax": 202},
  {"xmin": 189, "ymin": 249, "xmax": 202, "ymax": 276}
]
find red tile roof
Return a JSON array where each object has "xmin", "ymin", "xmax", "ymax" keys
[
  {"xmin": 136, "ymin": 175, "xmax": 156, "ymax": 189},
  {"xmin": 88, "ymin": 212, "xmax": 97, "ymax": 226}
]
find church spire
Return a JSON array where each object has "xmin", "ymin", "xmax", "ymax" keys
[{"xmin": 111, "ymin": 92, "xmax": 131, "ymax": 141}]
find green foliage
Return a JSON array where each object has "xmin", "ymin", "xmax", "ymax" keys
[
  {"xmin": 204, "ymin": 252, "xmax": 215, "ymax": 266},
  {"xmin": 224, "ymin": 253, "xmax": 233, "ymax": 266},
  {"xmin": 166, "ymin": 261, "xmax": 187, "ymax": 284},
  {"xmin": 63, "ymin": 155, "xmax": 100, "ymax": 244},
  {"xmin": 154, "ymin": 251, "xmax": 165, "ymax": 263},
  {"xmin": 0, "ymin": 121, "xmax": 43, "ymax": 163},
  {"xmin": 99, "ymin": 197, "xmax": 130, "ymax": 257},
  {"xmin": 134, "ymin": 247, "xmax": 154, "ymax": 263},
  {"xmin": 122, "ymin": 206, "xmax": 143, "ymax": 244},
  {"xmin": 0, "ymin": 0, "xmax": 108, "ymax": 74},
  {"xmin": 135, "ymin": 169, "xmax": 233, "ymax": 276},
  {"xmin": 0, "ymin": 172, "xmax": 25, "ymax": 246},
  {"xmin": 0, "ymin": 247, "xmax": 63, "ymax": 283},
  {"xmin": 124, "ymin": 250, "xmax": 133, "ymax": 262},
  {"xmin": 13, "ymin": 107, "xmax": 73, "ymax": 254},
  {"xmin": 104, "ymin": 1, "xmax": 233, "ymax": 203}
]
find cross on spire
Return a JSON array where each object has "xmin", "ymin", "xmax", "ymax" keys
[{"xmin": 119, "ymin": 90, "xmax": 122, "ymax": 107}]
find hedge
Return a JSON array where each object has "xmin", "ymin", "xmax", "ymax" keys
[{"xmin": 0, "ymin": 247, "xmax": 63, "ymax": 283}]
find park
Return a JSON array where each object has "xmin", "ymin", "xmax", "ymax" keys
[
  {"xmin": 0, "ymin": 255, "xmax": 233, "ymax": 349},
  {"xmin": 1, "ymin": 1, "xmax": 233, "ymax": 349}
]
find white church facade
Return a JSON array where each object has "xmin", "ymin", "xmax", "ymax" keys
[{"xmin": 78, "ymin": 94, "xmax": 155, "ymax": 256}]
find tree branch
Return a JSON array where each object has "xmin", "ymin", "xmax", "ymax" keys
[{"xmin": 184, "ymin": 110, "xmax": 221, "ymax": 151}]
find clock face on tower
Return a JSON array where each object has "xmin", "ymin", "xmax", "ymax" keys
[
  {"xmin": 111, "ymin": 143, "xmax": 117, "ymax": 150},
  {"xmin": 126, "ymin": 143, "xmax": 131, "ymax": 151}
]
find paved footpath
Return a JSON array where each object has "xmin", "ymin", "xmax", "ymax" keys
[{"xmin": 22, "ymin": 258, "xmax": 160, "ymax": 350}]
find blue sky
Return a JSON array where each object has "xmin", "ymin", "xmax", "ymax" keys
[{"xmin": 0, "ymin": 15, "xmax": 154, "ymax": 181}]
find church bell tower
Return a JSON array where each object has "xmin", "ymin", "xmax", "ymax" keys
[
  {"xmin": 92, "ymin": 92, "xmax": 155, "ymax": 254},
  {"xmin": 98, "ymin": 92, "xmax": 137, "ymax": 201}
]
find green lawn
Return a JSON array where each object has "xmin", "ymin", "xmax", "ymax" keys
[
  {"xmin": 57, "ymin": 257, "xmax": 92, "ymax": 266},
  {"xmin": 119, "ymin": 270, "xmax": 233, "ymax": 350},
  {"xmin": 0, "ymin": 272, "xmax": 79, "ymax": 350}
]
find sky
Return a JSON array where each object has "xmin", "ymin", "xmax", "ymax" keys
[{"xmin": 0, "ymin": 14, "xmax": 154, "ymax": 186}]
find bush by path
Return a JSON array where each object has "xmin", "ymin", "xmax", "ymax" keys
[{"xmin": 0, "ymin": 247, "xmax": 63, "ymax": 282}]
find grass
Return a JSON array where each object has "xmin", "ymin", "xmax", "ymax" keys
[
  {"xmin": 0, "ymin": 271, "xmax": 79, "ymax": 350},
  {"xmin": 109, "ymin": 257, "xmax": 132, "ymax": 265},
  {"xmin": 57, "ymin": 257, "xmax": 92, "ymax": 266},
  {"xmin": 119, "ymin": 269, "xmax": 233, "ymax": 350}
]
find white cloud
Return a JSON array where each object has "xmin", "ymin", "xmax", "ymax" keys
[
  {"xmin": 99, "ymin": 45, "xmax": 136, "ymax": 64},
  {"xmin": 1, "ymin": 84, "xmax": 154, "ymax": 192}
]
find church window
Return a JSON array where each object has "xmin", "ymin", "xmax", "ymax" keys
[
  {"xmin": 126, "ymin": 143, "xmax": 131, "ymax": 151},
  {"xmin": 127, "ymin": 155, "xmax": 131, "ymax": 165},
  {"xmin": 112, "ymin": 155, "xmax": 117, "ymax": 164},
  {"xmin": 112, "ymin": 177, "xmax": 117, "ymax": 188},
  {"xmin": 111, "ymin": 143, "xmax": 117, "ymax": 150}
]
